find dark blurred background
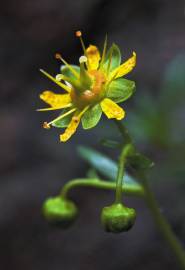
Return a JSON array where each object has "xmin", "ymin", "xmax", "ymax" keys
[{"xmin": 1, "ymin": 0, "xmax": 185, "ymax": 269}]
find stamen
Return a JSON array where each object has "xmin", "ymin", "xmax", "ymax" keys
[
  {"xmin": 106, "ymin": 71, "xmax": 119, "ymax": 87},
  {"xmin": 56, "ymin": 72, "xmax": 81, "ymax": 90},
  {"xmin": 78, "ymin": 105, "xmax": 89, "ymax": 118},
  {"xmin": 79, "ymin": 56, "xmax": 92, "ymax": 88},
  {"xmin": 55, "ymin": 74, "xmax": 64, "ymax": 81},
  {"xmin": 79, "ymin": 55, "xmax": 87, "ymax": 64},
  {"xmin": 37, "ymin": 103, "xmax": 72, "ymax": 112},
  {"xmin": 55, "ymin": 53, "xmax": 79, "ymax": 79},
  {"xmin": 40, "ymin": 69, "xmax": 71, "ymax": 93},
  {"xmin": 107, "ymin": 47, "xmax": 113, "ymax": 75},
  {"xmin": 75, "ymin": 30, "xmax": 86, "ymax": 55},
  {"xmin": 43, "ymin": 122, "xmax": 51, "ymax": 129},
  {"xmin": 48, "ymin": 108, "xmax": 77, "ymax": 125},
  {"xmin": 71, "ymin": 106, "xmax": 89, "ymax": 124},
  {"xmin": 75, "ymin": 31, "xmax": 82, "ymax": 37},
  {"xmin": 99, "ymin": 34, "xmax": 107, "ymax": 68}
]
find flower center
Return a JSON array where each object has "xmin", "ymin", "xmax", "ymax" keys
[{"xmin": 70, "ymin": 70, "xmax": 106, "ymax": 109}]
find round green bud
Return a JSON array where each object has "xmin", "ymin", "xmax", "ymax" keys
[
  {"xmin": 101, "ymin": 203, "xmax": 136, "ymax": 233},
  {"xmin": 42, "ymin": 196, "xmax": 78, "ymax": 229}
]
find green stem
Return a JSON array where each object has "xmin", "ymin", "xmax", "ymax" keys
[
  {"xmin": 114, "ymin": 120, "xmax": 135, "ymax": 204},
  {"xmin": 114, "ymin": 120, "xmax": 132, "ymax": 144},
  {"xmin": 60, "ymin": 178, "xmax": 144, "ymax": 199},
  {"xmin": 115, "ymin": 120, "xmax": 185, "ymax": 268},
  {"xmin": 59, "ymin": 175, "xmax": 185, "ymax": 268},
  {"xmin": 114, "ymin": 143, "xmax": 133, "ymax": 203},
  {"xmin": 143, "ymin": 178, "xmax": 185, "ymax": 269}
]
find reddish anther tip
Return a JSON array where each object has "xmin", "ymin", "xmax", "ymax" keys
[
  {"xmin": 75, "ymin": 31, "xmax": 82, "ymax": 37},
  {"xmin": 43, "ymin": 122, "xmax": 51, "ymax": 129},
  {"xmin": 55, "ymin": 53, "xmax": 62, "ymax": 60}
]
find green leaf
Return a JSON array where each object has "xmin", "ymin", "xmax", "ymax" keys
[
  {"xmin": 127, "ymin": 153, "xmax": 154, "ymax": 171},
  {"xmin": 81, "ymin": 104, "xmax": 102, "ymax": 129},
  {"xmin": 52, "ymin": 109, "xmax": 73, "ymax": 128},
  {"xmin": 77, "ymin": 145, "xmax": 141, "ymax": 187},
  {"xmin": 60, "ymin": 65, "xmax": 80, "ymax": 80},
  {"xmin": 107, "ymin": 78, "xmax": 135, "ymax": 103},
  {"xmin": 102, "ymin": 43, "xmax": 121, "ymax": 72}
]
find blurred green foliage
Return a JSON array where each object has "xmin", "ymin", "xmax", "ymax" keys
[{"xmin": 127, "ymin": 53, "xmax": 185, "ymax": 183}]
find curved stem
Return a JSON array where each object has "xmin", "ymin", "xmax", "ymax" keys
[
  {"xmin": 114, "ymin": 120, "xmax": 135, "ymax": 204},
  {"xmin": 60, "ymin": 178, "xmax": 145, "ymax": 199},
  {"xmin": 114, "ymin": 143, "xmax": 133, "ymax": 203},
  {"xmin": 142, "ymin": 178, "xmax": 185, "ymax": 269}
]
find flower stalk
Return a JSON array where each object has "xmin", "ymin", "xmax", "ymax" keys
[
  {"xmin": 114, "ymin": 143, "xmax": 133, "ymax": 204},
  {"xmin": 142, "ymin": 176, "xmax": 185, "ymax": 269},
  {"xmin": 116, "ymin": 121, "xmax": 185, "ymax": 269},
  {"xmin": 60, "ymin": 178, "xmax": 144, "ymax": 199}
]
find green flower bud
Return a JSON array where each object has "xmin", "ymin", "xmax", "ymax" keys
[
  {"xmin": 42, "ymin": 196, "xmax": 78, "ymax": 228},
  {"xmin": 101, "ymin": 203, "xmax": 136, "ymax": 233}
]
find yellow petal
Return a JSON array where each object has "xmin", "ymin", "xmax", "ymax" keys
[
  {"xmin": 39, "ymin": 91, "xmax": 72, "ymax": 108},
  {"xmin": 86, "ymin": 45, "xmax": 101, "ymax": 71},
  {"xmin": 60, "ymin": 113, "xmax": 80, "ymax": 142},
  {"xmin": 60, "ymin": 107, "xmax": 89, "ymax": 142},
  {"xmin": 110, "ymin": 52, "xmax": 136, "ymax": 80},
  {"xmin": 100, "ymin": 98, "xmax": 125, "ymax": 120}
]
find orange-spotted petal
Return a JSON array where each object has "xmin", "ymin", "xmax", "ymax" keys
[
  {"xmin": 60, "ymin": 106, "xmax": 89, "ymax": 142},
  {"xmin": 100, "ymin": 98, "xmax": 125, "ymax": 120},
  {"xmin": 110, "ymin": 52, "xmax": 136, "ymax": 80},
  {"xmin": 39, "ymin": 91, "xmax": 72, "ymax": 110},
  {"xmin": 60, "ymin": 113, "xmax": 80, "ymax": 142},
  {"xmin": 86, "ymin": 45, "xmax": 101, "ymax": 71}
]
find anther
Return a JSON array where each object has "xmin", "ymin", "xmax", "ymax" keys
[
  {"xmin": 75, "ymin": 30, "xmax": 86, "ymax": 55},
  {"xmin": 56, "ymin": 74, "xmax": 64, "ymax": 81},
  {"xmin": 55, "ymin": 53, "xmax": 62, "ymax": 60},
  {"xmin": 79, "ymin": 55, "xmax": 87, "ymax": 64},
  {"xmin": 43, "ymin": 122, "xmax": 51, "ymax": 129},
  {"xmin": 75, "ymin": 31, "xmax": 82, "ymax": 37},
  {"xmin": 54, "ymin": 53, "xmax": 79, "ymax": 79}
]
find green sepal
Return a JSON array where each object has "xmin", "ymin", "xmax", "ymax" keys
[
  {"xmin": 127, "ymin": 153, "xmax": 154, "ymax": 171},
  {"xmin": 107, "ymin": 78, "xmax": 135, "ymax": 103},
  {"xmin": 101, "ymin": 203, "xmax": 136, "ymax": 233},
  {"xmin": 60, "ymin": 65, "xmax": 82, "ymax": 91},
  {"xmin": 42, "ymin": 196, "xmax": 78, "ymax": 228},
  {"xmin": 81, "ymin": 104, "xmax": 102, "ymax": 129},
  {"xmin": 102, "ymin": 43, "xmax": 121, "ymax": 72},
  {"xmin": 52, "ymin": 109, "xmax": 73, "ymax": 128},
  {"xmin": 60, "ymin": 65, "xmax": 80, "ymax": 80}
]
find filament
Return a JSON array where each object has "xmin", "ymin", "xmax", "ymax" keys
[
  {"xmin": 55, "ymin": 53, "xmax": 79, "ymax": 79},
  {"xmin": 40, "ymin": 69, "xmax": 71, "ymax": 93}
]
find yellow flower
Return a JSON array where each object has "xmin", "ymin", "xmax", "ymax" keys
[{"xmin": 38, "ymin": 31, "xmax": 136, "ymax": 142}]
